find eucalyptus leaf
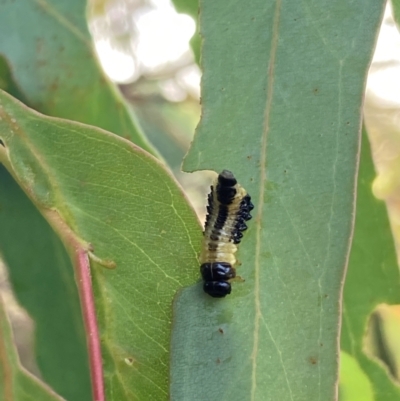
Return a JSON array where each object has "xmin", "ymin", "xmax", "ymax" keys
[
  {"xmin": 0, "ymin": 165, "xmax": 92, "ymax": 401},
  {"xmin": 0, "ymin": 48, "xmax": 91, "ymax": 401},
  {"xmin": 176, "ymin": 1, "xmax": 386, "ymax": 400},
  {"xmin": 0, "ymin": 89, "xmax": 201, "ymax": 400},
  {"xmin": 0, "ymin": 297, "xmax": 66, "ymax": 401},
  {"xmin": 0, "ymin": 0, "xmax": 154, "ymax": 154},
  {"xmin": 339, "ymin": 351, "xmax": 374, "ymax": 401}
]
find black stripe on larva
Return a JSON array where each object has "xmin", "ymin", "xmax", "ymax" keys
[
  {"xmin": 208, "ymin": 243, "xmax": 218, "ymax": 251},
  {"xmin": 232, "ymin": 231, "xmax": 243, "ymax": 245},
  {"xmin": 235, "ymin": 219, "xmax": 248, "ymax": 231},
  {"xmin": 201, "ymin": 170, "xmax": 253, "ymax": 298},
  {"xmin": 217, "ymin": 187, "xmax": 236, "ymax": 205},
  {"xmin": 213, "ymin": 204, "xmax": 228, "ymax": 231},
  {"xmin": 209, "ymin": 233, "xmax": 219, "ymax": 241},
  {"xmin": 230, "ymin": 193, "xmax": 253, "ymax": 244},
  {"xmin": 240, "ymin": 211, "xmax": 252, "ymax": 221},
  {"xmin": 204, "ymin": 188, "xmax": 215, "ymax": 231}
]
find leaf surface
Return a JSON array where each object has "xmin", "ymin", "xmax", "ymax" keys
[
  {"xmin": 339, "ymin": 351, "xmax": 374, "ymax": 401},
  {"xmin": 0, "ymin": 165, "xmax": 92, "ymax": 401},
  {"xmin": 0, "ymin": 89, "xmax": 201, "ymax": 400},
  {"xmin": 0, "ymin": 296, "xmax": 66, "ymax": 401},
  {"xmin": 176, "ymin": 1, "xmax": 386, "ymax": 400},
  {"xmin": 0, "ymin": 56, "xmax": 91, "ymax": 400}
]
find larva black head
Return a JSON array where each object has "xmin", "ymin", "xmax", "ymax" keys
[
  {"xmin": 203, "ymin": 281, "xmax": 232, "ymax": 298},
  {"xmin": 217, "ymin": 170, "xmax": 237, "ymax": 205},
  {"xmin": 218, "ymin": 170, "xmax": 237, "ymax": 187}
]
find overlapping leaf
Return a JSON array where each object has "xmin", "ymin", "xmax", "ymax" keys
[
  {"xmin": 340, "ymin": 129, "xmax": 400, "ymax": 401},
  {"xmin": 0, "ymin": 89, "xmax": 201, "ymax": 400},
  {"xmin": 0, "ymin": 54, "xmax": 91, "ymax": 400},
  {"xmin": 0, "ymin": 165, "xmax": 92, "ymax": 401},
  {"xmin": 0, "ymin": 0, "xmax": 153, "ymax": 153},
  {"xmin": 0, "ymin": 297, "xmax": 66, "ymax": 401}
]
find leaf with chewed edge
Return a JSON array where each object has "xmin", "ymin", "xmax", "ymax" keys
[
  {"xmin": 0, "ymin": 89, "xmax": 201, "ymax": 401},
  {"xmin": 174, "ymin": 1, "xmax": 386, "ymax": 400}
]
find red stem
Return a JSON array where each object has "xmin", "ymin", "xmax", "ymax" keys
[{"xmin": 75, "ymin": 249, "xmax": 105, "ymax": 401}]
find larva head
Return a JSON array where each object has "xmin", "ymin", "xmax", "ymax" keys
[
  {"xmin": 203, "ymin": 281, "xmax": 232, "ymax": 298},
  {"xmin": 217, "ymin": 170, "xmax": 237, "ymax": 205},
  {"xmin": 218, "ymin": 170, "xmax": 237, "ymax": 187}
]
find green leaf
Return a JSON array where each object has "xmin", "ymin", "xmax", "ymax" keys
[
  {"xmin": 0, "ymin": 89, "xmax": 201, "ymax": 400},
  {"xmin": 0, "ymin": 55, "xmax": 28, "ymax": 104},
  {"xmin": 0, "ymin": 0, "xmax": 155, "ymax": 154},
  {"xmin": 364, "ymin": 305, "xmax": 400, "ymax": 383},
  {"xmin": 0, "ymin": 165, "xmax": 92, "ymax": 401},
  {"xmin": 171, "ymin": 0, "xmax": 200, "ymax": 64},
  {"xmin": 341, "ymin": 129, "xmax": 400, "ymax": 400},
  {"xmin": 391, "ymin": 0, "xmax": 400, "ymax": 30},
  {"xmin": 339, "ymin": 351, "xmax": 374, "ymax": 401},
  {"xmin": 0, "ymin": 53, "xmax": 91, "ymax": 400},
  {"xmin": 177, "ymin": 1, "xmax": 386, "ymax": 400},
  {"xmin": 135, "ymin": 99, "xmax": 200, "ymax": 171},
  {"xmin": 0, "ymin": 296, "xmax": 66, "ymax": 401}
]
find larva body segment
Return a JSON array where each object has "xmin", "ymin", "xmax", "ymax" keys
[{"xmin": 200, "ymin": 170, "xmax": 253, "ymax": 298}]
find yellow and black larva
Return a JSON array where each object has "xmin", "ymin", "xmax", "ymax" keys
[{"xmin": 200, "ymin": 170, "xmax": 253, "ymax": 298}]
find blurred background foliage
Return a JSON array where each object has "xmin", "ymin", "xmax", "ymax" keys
[{"xmin": 89, "ymin": 0, "xmax": 210, "ymax": 220}]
